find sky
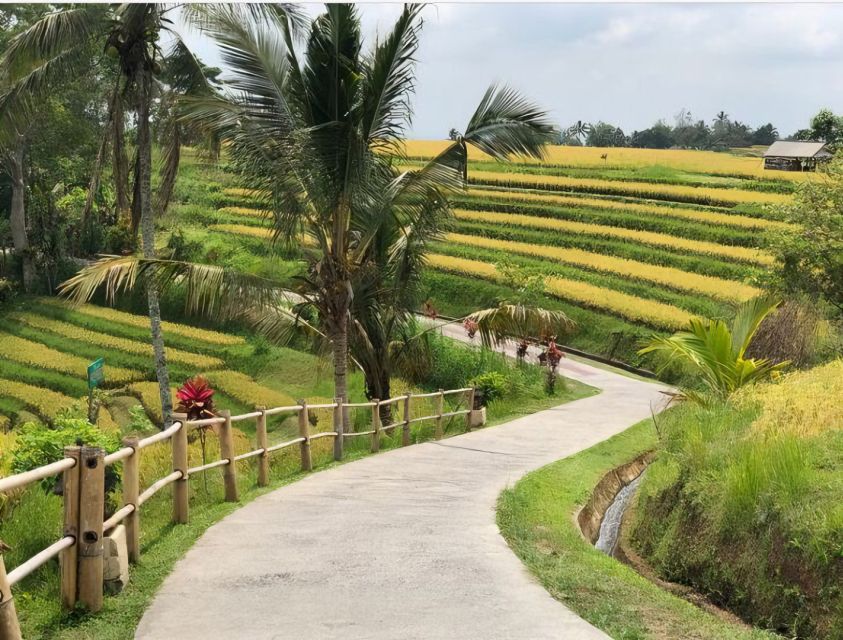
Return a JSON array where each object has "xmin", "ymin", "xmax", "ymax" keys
[{"xmin": 179, "ymin": 3, "xmax": 843, "ymax": 139}]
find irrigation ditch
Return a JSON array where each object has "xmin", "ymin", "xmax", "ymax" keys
[{"xmin": 578, "ymin": 452, "xmax": 759, "ymax": 632}]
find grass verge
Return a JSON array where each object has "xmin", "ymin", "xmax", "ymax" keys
[{"xmin": 496, "ymin": 418, "xmax": 778, "ymax": 640}]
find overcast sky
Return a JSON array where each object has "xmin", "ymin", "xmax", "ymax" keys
[{"xmin": 180, "ymin": 3, "xmax": 843, "ymax": 139}]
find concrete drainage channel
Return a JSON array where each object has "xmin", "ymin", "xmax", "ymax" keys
[
  {"xmin": 576, "ymin": 451, "xmax": 653, "ymax": 557},
  {"xmin": 579, "ymin": 453, "xmax": 756, "ymax": 630}
]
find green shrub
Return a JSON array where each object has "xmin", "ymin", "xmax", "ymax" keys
[
  {"xmin": 11, "ymin": 419, "xmax": 120, "ymax": 492},
  {"xmin": 470, "ymin": 372, "xmax": 507, "ymax": 405}
]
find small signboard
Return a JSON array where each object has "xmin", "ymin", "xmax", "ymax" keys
[{"xmin": 87, "ymin": 358, "xmax": 105, "ymax": 389}]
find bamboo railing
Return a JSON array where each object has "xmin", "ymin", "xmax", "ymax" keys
[{"xmin": 0, "ymin": 387, "xmax": 475, "ymax": 638}]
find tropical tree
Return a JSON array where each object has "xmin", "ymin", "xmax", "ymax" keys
[
  {"xmin": 3, "ymin": 3, "xmax": 221, "ymax": 425},
  {"xmin": 567, "ymin": 120, "xmax": 591, "ymax": 145},
  {"xmin": 61, "ymin": 3, "xmax": 560, "ymax": 421},
  {"xmin": 639, "ymin": 296, "xmax": 788, "ymax": 404}
]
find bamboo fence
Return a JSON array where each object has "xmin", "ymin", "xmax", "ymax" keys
[{"xmin": 0, "ymin": 387, "xmax": 475, "ymax": 638}]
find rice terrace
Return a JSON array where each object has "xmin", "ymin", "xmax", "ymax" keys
[{"xmin": 1, "ymin": 3, "xmax": 842, "ymax": 640}]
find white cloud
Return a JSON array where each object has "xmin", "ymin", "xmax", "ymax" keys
[{"xmin": 178, "ymin": 3, "xmax": 843, "ymax": 138}]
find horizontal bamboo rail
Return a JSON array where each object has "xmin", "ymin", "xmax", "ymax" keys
[
  {"xmin": 7, "ymin": 537, "xmax": 74, "ymax": 587},
  {"xmin": 0, "ymin": 386, "xmax": 477, "ymax": 639}
]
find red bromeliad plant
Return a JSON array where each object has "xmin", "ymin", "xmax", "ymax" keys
[
  {"xmin": 463, "ymin": 318, "xmax": 479, "ymax": 340},
  {"xmin": 175, "ymin": 376, "xmax": 216, "ymax": 421},
  {"xmin": 546, "ymin": 339, "xmax": 564, "ymax": 369}
]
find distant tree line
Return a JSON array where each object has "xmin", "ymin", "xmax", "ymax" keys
[{"xmin": 558, "ymin": 108, "xmax": 843, "ymax": 151}]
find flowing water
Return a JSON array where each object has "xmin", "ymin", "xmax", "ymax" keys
[{"xmin": 595, "ymin": 473, "xmax": 645, "ymax": 556}]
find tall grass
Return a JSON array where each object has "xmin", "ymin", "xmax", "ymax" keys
[{"xmin": 633, "ymin": 362, "xmax": 843, "ymax": 638}]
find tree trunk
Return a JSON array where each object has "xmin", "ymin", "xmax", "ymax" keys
[
  {"xmin": 112, "ymin": 85, "xmax": 130, "ymax": 224},
  {"xmin": 136, "ymin": 67, "xmax": 173, "ymax": 428},
  {"xmin": 8, "ymin": 137, "xmax": 34, "ymax": 292},
  {"xmin": 330, "ymin": 315, "xmax": 351, "ymax": 432},
  {"xmin": 79, "ymin": 103, "xmax": 113, "ymax": 252},
  {"xmin": 378, "ymin": 370, "xmax": 392, "ymax": 424}
]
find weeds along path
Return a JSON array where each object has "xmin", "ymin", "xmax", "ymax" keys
[{"xmin": 136, "ymin": 336, "xmax": 670, "ymax": 640}]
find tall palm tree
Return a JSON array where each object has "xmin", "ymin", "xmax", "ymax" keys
[
  {"xmin": 62, "ymin": 4, "xmax": 559, "ymax": 416},
  {"xmin": 567, "ymin": 120, "xmax": 591, "ymax": 145},
  {"xmin": 639, "ymin": 296, "xmax": 788, "ymax": 404},
  {"xmin": 2, "ymin": 4, "xmax": 217, "ymax": 425}
]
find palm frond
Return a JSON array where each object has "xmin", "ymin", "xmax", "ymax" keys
[
  {"xmin": 0, "ymin": 7, "xmax": 98, "ymax": 78},
  {"xmin": 467, "ymin": 303, "xmax": 575, "ymax": 349},
  {"xmin": 463, "ymin": 84, "xmax": 558, "ymax": 161},
  {"xmin": 163, "ymin": 35, "xmax": 215, "ymax": 95},
  {"xmin": 730, "ymin": 295, "xmax": 781, "ymax": 358},
  {"xmin": 187, "ymin": 4, "xmax": 292, "ymax": 117},
  {"xmin": 58, "ymin": 255, "xmax": 296, "ymax": 321},
  {"xmin": 360, "ymin": 4, "xmax": 423, "ymax": 149},
  {"xmin": 154, "ymin": 115, "xmax": 180, "ymax": 215}
]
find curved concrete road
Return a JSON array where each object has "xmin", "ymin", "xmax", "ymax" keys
[{"xmin": 137, "ymin": 337, "xmax": 669, "ymax": 640}]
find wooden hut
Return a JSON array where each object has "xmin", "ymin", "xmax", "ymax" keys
[{"xmin": 763, "ymin": 141, "xmax": 833, "ymax": 171}]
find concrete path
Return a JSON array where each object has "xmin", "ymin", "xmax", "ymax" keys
[{"xmin": 136, "ymin": 329, "xmax": 669, "ymax": 640}]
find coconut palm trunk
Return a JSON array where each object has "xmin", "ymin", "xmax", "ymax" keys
[
  {"xmin": 112, "ymin": 87, "xmax": 130, "ymax": 224},
  {"xmin": 329, "ymin": 316, "xmax": 350, "ymax": 430},
  {"xmin": 136, "ymin": 66, "xmax": 173, "ymax": 426},
  {"xmin": 7, "ymin": 136, "xmax": 34, "ymax": 292}
]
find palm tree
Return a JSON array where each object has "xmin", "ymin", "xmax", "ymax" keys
[
  {"xmin": 567, "ymin": 120, "xmax": 591, "ymax": 145},
  {"xmin": 639, "ymin": 296, "xmax": 788, "ymax": 404},
  {"xmin": 2, "ymin": 4, "xmax": 219, "ymax": 425},
  {"xmin": 62, "ymin": 4, "xmax": 559, "ymax": 417}
]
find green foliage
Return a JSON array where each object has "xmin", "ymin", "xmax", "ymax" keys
[
  {"xmin": 640, "ymin": 296, "xmax": 788, "ymax": 403},
  {"xmin": 103, "ymin": 221, "xmax": 137, "ymax": 255},
  {"xmin": 495, "ymin": 259, "xmax": 547, "ymax": 305},
  {"xmin": 163, "ymin": 228, "xmax": 203, "ymax": 261},
  {"xmin": 11, "ymin": 418, "xmax": 120, "ymax": 491},
  {"xmin": 469, "ymin": 371, "xmax": 506, "ymax": 405},
  {"xmin": 498, "ymin": 418, "xmax": 775, "ymax": 640},
  {"xmin": 766, "ymin": 154, "xmax": 843, "ymax": 316},
  {"xmin": 632, "ymin": 398, "xmax": 843, "ymax": 638}
]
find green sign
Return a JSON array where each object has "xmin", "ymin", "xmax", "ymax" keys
[{"xmin": 87, "ymin": 358, "xmax": 105, "ymax": 389}]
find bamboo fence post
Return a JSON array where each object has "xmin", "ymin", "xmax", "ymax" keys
[
  {"xmin": 332, "ymin": 398, "xmax": 343, "ymax": 461},
  {"xmin": 219, "ymin": 410, "xmax": 239, "ymax": 502},
  {"xmin": 371, "ymin": 400, "xmax": 381, "ymax": 453},
  {"xmin": 122, "ymin": 436, "xmax": 140, "ymax": 562},
  {"xmin": 0, "ymin": 541, "xmax": 22, "ymax": 640},
  {"xmin": 402, "ymin": 394, "xmax": 411, "ymax": 447},
  {"xmin": 256, "ymin": 406, "xmax": 269, "ymax": 487},
  {"xmin": 77, "ymin": 446, "xmax": 105, "ymax": 613},
  {"xmin": 60, "ymin": 446, "xmax": 81, "ymax": 610},
  {"xmin": 434, "ymin": 389, "xmax": 444, "ymax": 440},
  {"xmin": 465, "ymin": 387, "xmax": 476, "ymax": 432},
  {"xmin": 298, "ymin": 401, "xmax": 312, "ymax": 472},
  {"xmin": 172, "ymin": 412, "xmax": 189, "ymax": 523}
]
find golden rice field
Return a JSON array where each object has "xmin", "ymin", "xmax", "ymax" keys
[
  {"xmin": 465, "ymin": 188, "xmax": 792, "ymax": 231},
  {"xmin": 0, "ymin": 379, "xmax": 77, "ymax": 421},
  {"xmin": 445, "ymin": 233, "xmax": 761, "ymax": 303},
  {"xmin": 0, "ymin": 300, "xmax": 311, "ymax": 432},
  {"xmin": 39, "ymin": 298, "xmax": 245, "ymax": 346},
  {"xmin": 400, "ymin": 140, "xmax": 819, "ymax": 182},
  {"xmin": 394, "ymin": 141, "xmax": 801, "ymax": 336},
  {"xmin": 742, "ymin": 360, "xmax": 843, "ymax": 438},
  {"xmin": 428, "ymin": 254, "xmax": 691, "ymax": 329},
  {"xmin": 9, "ymin": 312, "xmax": 224, "ymax": 369},
  {"xmin": 0, "ymin": 333, "xmax": 142, "ymax": 384},
  {"xmin": 453, "ymin": 209, "xmax": 774, "ymax": 266},
  {"xmin": 450, "ymin": 169, "xmax": 790, "ymax": 206}
]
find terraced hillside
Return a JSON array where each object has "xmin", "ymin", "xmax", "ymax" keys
[
  {"xmin": 417, "ymin": 143, "xmax": 812, "ymax": 361},
  {"xmin": 183, "ymin": 143, "xmax": 808, "ymax": 363},
  {"xmin": 0, "ymin": 297, "xmax": 340, "ymax": 441}
]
